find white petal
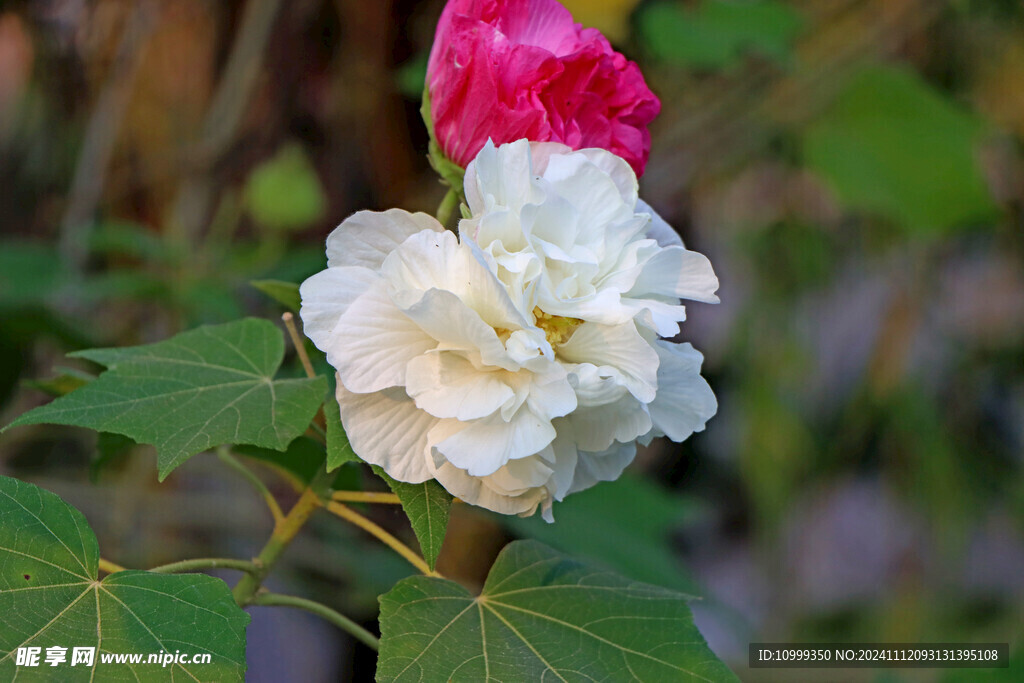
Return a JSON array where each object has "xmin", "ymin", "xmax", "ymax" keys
[
  {"xmin": 648, "ymin": 341, "xmax": 718, "ymax": 442},
  {"xmin": 573, "ymin": 147, "xmax": 639, "ymax": 209},
  {"xmin": 483, "ymin": 454, "xmax": 554, "ymax": 495},
  {"xmin": 568, "ymin": 441, "xmax": 637, "ymax": 495},
  {"xmin": 544, "ymin": 431, "xmax": 578, "ymax": 501},
  {"xmin": 332, "ymin": 280, "xmax": 436, "ymax": 392},
  {"xmin": 326, "ymin": 209, "xmax": 443, "ymax": 269},
  {"xmin": 636, "ymin": 199, "xmax": 684, "ymax": 248},
  {"xmin": 621, "ymin": 296, "xmax": 688, "ymax": 337},
  {"xmin": 401, "ymin": 288, "xmax": 513, "ymax": 370},
  {"xmin": 430, "ymin": 408, "xmax": 557, "ymax": 476},
  {"xmin": 383, "ymin": 229, "xmax": 531, "ymax": 332},
  {"xmin": 629, "ymin": 245, "xmax": 720, "ymax": 304},
  {"xmin": 464, "ymin": 139, "xmax": 543, "ymax": 215},
  {"xmin": 567, "ymin": 394, "xmax": 652, "ymax": 452},
  {"xmin": 299, "ymin": 266, "xmax": 377, "ymax": 353},
  {"xmin": 558, "ymin": 322, "xmax": 659, "ymax": 403},
  {"xmin": 405, "ymin": 352, "xmax": 514, "ymax": 421},
  {"xmin": 335, "ymin": 383, "xmax": 435, "ymax": 483},
  {"xmin": 432, "ymin": 459, "xmax": 548, "ymax": 517}
]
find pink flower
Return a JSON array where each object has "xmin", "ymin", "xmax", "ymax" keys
[{"xmin": 426, "ymin": 0, "xmax": 660, "ymax": 177}]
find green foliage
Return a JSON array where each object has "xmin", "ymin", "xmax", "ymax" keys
[
  {"xmin": 373, "ymin": 467, "xmax": 452, "ymax": 571},
  {"xmin": 0, "ymin": 476, "xmax": 248, "ymax": 681},
  {"xmin": 639, "ymin": 0, "xmax": 803, "ymax": 69},
  {"xmin": 377, "ymin": 540, "xmax": 736, "ymax": 682},
  {"xmin": 804, "ymin": 64, "xmax": 997, "ymax": 233},
  {"xmin": 504, "ymin": 474, "xmax": 699, "ymax": 594},
  {"xmin": 243, "ymin": 144, "xmax": 327, "ymax": 232},
  {"xmin": 250, "ymin": 279, "xmax": 301, "ymax": 312},
  {"xmin": 6, "ymin": 319, "xmax": 326, "ymax": 480}
]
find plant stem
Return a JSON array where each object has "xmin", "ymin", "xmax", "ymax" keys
[
  {"xmin": 282, "ymin": 312, "xmax": 316, "ymax": 378},
  {"xmin": 435, "ymin": 187, "xmax": 459, "ymax": 228},
  {"xmin": 98, "ymin": 558, "xmax": 126, "ymax": 575},
  {"xmin": 149, "ymin": 558, "xmax": 258, "ymax": 574},
  {"xmin": 217, "ymin": 447, "xmax": 285, "ymax": 524},
  {"xmin": 232, "ymin": 465, "xmax": 334, "ymax": 606},
  {"xmin": 331, "ymin": 491, "xmax": 401, "ymax": 505},
  {"xmin": 326, "ymin": 501, "xmax": 440, "ymax": 577},
  {"xmin": 250, "ymin": 592, "xmax": 379, "ymax": 651}
]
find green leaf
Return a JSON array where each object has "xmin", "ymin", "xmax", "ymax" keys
[
  {"xmin": 804, "ymin": 64, "xmax": 997, "ymax": 233},
  {"xmin": 243, "ymin": 144, "xmax": 327, "ymax": 232},
  {"xmin": 372, "ymin": 467, "xmax": 452, "ymax": 571},
  {"xmin": 5, "ymin": 319, "xmax": 327, "ymax": 480},
  {"xmin": 502, "ymin": 474, "xmax": 699, "ymax": 594},
  {"xmin": 250, "ymin": 279, "xmax": 301, "ymax": 312},
  {"xmin": 378, "ymin": 540, "xmax": 736, "ymax": 682},
  {"xmin": 639, "ymin": 0, "xmax": 803, "ymax": 69},
  {"xmin": 324, "ymin": 393, "xmax": 357, "ymax": 471},
  {"xmin": 0, "ymin": 475, "xmax": 248, "ymax": 681}
]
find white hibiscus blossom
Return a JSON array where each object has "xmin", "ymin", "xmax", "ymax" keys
[{"xmin": 300, "ymin": 140, "xmax": 719, "ymax": 520}]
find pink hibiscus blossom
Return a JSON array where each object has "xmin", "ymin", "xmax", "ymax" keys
[{"xmin": 426, "ymin": 0, "xmax": 661, "ymax": 176}]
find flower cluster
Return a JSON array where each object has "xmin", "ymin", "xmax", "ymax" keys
[{"xmin": 301, "ymin": 0, "xmax": 718, "ymax": 519}]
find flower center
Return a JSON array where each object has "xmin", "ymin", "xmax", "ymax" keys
[{"xmin": 533, "ymin": 307, "xmax": 583, "ymax": 347}]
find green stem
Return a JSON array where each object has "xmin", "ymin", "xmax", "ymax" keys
[
  {"xmin": 217, "ymin": 447, "xmax": 284, "ymax": 523},
  {"xmin": 149, "ymin": 558, "xmax": 258, "ymax": 574},
  {"xmin": 249, "ymin": 592, "xmax": 379, "ymax": 651},
  {"xmin": 435, "ymin": 187, "xmax": 459, "ymax": 228},
  {"xmin": 231, "ymin": 465, "xmax": 334, "ymax": 606}
]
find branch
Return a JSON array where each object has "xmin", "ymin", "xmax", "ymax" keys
[{"xmin": 250, "ymin": 592, "xmax": 379, "ymax": 651}]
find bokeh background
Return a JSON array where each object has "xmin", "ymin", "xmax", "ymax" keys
[{"xmin": 1, "ymin": 0, "xmax": 1022, "ymax": 680}]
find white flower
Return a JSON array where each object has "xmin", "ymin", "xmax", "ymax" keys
[{"xmin": 300, "ymin": 141, "xmax": 719, "ymax": 520}]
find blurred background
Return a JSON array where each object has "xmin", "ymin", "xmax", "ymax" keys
[{"xmin": 1, "ymin": 0, "xmax": 1022, "ymax": 680}]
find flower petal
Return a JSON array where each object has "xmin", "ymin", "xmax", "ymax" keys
[
  {"xmin": 648, "ymin": 341, "xmax": 717, "ymax": 442},
  {"xmin": 333, "ymin": 281, "xmax": 436, "ymax": 392},
  {"xmin": 432, "ymin": 459, "xmax": 549, "ymax": 517},
  {"xmin": 636, "ymin": 199, "xmax": 683, "ymax": 248},
  {"xmin": 629, "ymin": 245, "xmax": 720, "ymax": 304},
  {"xmin": 558, "ymin": 322, "xmax": 659, "ymax": 402},
  {"xmin": 405, "ymin": 352, "xmax": 515, "ymax": 421},
  {"xmin": 567, "ymin": 394, "xmax": 652, "ymax": 452},
  {"xmin": 299, "ymin": 266, "xmax": 377, "ymax": 353},
  {"xmin": 430, "ymin": 407, "xmax": 557, "ymax": 476},
  {"xmin": 383, "ymin": 228, "xmax": 531, "ymax": 332},
  {"xmin": 335, "ymin": 383, "xmax": 436, "ymax": 483},
  {"xmin": 326, "ymin": 209, "xmax": 443, "ymax": 269},
  {"xmin": 568, "ymin": 441, "xmax": 637, "ymax": 495}
]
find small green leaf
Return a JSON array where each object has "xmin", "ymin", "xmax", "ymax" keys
[
  {"xmin": 373, "ymin": 467, "xmax": 452, "ymax": 571},
  {"xmin": 378, "ymin": 540, "xmax": 736, "ymax": 682},
  {"xmin": 5, "ymin": 319, "xmax": 326, "ymax": 480},
  {"xmin": 804, "ymin": 64, "xmax": 997, "ymax": 233},
  {"xmin": 243, "ymin": 144, "xmax": 327, "ymax": 232},
  {"xmin": 250, "ymin": 279, "xmax": 301, "ymax": 312},
  {"xmin": 0, "ymin": 475, "xmax": 249, "ymax": 681},
  {"xmin": 324, "ymin": 394, "xmax": 357, "ymax": 471}
]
